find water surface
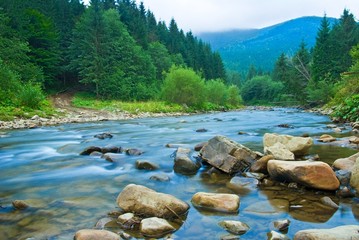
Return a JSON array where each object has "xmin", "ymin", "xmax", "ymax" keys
[{"xmin": 0, "ymin": 108, "xmax": 357, "ymax": 239}]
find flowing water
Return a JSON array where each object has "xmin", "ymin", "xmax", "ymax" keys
[{"xmin": 0, "ymin": 108, "xmax": 358, "ymax": 239}]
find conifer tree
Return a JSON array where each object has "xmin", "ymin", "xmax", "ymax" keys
[{"xmin": 312, "ymin": 15, "xmax": 332, "ymax": 82}]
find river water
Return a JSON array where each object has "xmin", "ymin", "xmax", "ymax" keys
[{"xmin": 0, "ymin": 108, "xmax": 358, "ymax": 239}]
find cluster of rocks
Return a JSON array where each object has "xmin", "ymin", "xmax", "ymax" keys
[
  {"xmin": 0, "ymin": 111, "xmax": 188, "ymax": 130},
  {"xmin": 72, "ymin": 128, "xmax": 359, "ymax": 239}
]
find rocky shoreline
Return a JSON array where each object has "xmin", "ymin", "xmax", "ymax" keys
[
  {"xmin": 0, "ymin": 105, "xmax": 341, "ymax": 131},
  {"xmin": 0, "ymin": 109, "xmax": 189, "ymax": 130}
]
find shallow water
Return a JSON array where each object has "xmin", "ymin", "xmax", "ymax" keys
[{"xmin": 0, "ymin": 108, "xmax": 358, "ymax": 239}]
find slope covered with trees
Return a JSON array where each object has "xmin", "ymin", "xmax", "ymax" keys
[
  {"xmin": 0, "ymin": 0, "xmax": 235, "ymax": 119},
  {"xmin": 239, "ymin": 9, "xmax": 359, "ymax": 121},
  {"xmin": 200, "ymin": 16, "xmax": 337, "ymax": 74}
]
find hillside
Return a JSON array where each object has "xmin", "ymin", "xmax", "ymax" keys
[{"xmin": 199, "ymin": 16, "xmax": 337, "ymax": 73}]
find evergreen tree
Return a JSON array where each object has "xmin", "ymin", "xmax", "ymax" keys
[
  {"xmin": 329, "ymin": 9, "xmax": 359, "ymax": 81},
  {"xmin": 312, "ymin": 15, "xmax": 332, "ymax": 82}
]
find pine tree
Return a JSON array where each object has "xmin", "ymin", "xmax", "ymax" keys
[{"xmin": 312, "ymin": 15, "xmax": 332, "ymax": 82}]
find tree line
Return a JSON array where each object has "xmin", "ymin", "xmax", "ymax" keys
[
  {"xmin": 0, "ymin": 0, "xmax": 228, "ymax": 110},
  {"xmin": 240, "ymin": 9, "xmax": 359, "ymax": 121}
]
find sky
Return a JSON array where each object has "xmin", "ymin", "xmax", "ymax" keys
[{"xmin": 84, "ymin": 0, "xmax": 359, "ymax": 33}]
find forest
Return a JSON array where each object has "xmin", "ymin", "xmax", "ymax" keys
[
  {"xmin": 239, "ymin": 10, "xmax": 359, "ymax": 121},
  {"xmin": 0, "ymin": 0, "xmax": 358, "ymax": 122}
]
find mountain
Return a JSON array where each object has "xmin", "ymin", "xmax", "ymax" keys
[{"xmin": 199, "ymin": 16, "xmax": 337, "ymax": 73}]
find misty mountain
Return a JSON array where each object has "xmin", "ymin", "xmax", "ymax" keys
[{"xmin": 199, "ymin": 16, "xmax": 337, "ymax": 73}]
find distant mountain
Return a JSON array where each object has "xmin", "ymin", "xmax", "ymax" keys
[{"xmin": 199, "ymin": 16, "xmax": 337, "ymax": 73}]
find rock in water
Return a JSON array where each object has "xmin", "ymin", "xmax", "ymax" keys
[
  {"xmin": 250, "ymin": 155, "xmax": 274, "ymax": 173},
  {"xmin": 116, "ymin": 184, "xmax": 189, "ymax": 219},
  {"xmin": 273, "ymin": 219, "xmax": 291, "ymax": 231},
  {"xmin": 333, "ymin": 152, "xmax": 359, "ymax": 171},
  {"xmin": 135, "ymin": 160, "xmax": 159, "ymax": 170},
  {"xmin": 200, "ymin": 135, "xmax": 260, "ymax": 174},
  {"xmin": 140, "ymin": 217, "xmax": 175, "ymax": 238},
  {"xmin": 267, "ymin": 231, "xmax": 290, "ymax": 240},
  {"xmin": 219, "ymin": 220, "xmax": 250, "ymax": 235},
  {"xmin": 74, "ymin": 229, "xmax": 120, "ymax": 240},
  {"xmin": 12, "ymin": 200, "xmax": 29, "ymax": 210},
  {"xmin": 191, "ymin": 192, "xmax": 240, "ymax": 213},
  {"xmin": 264, "ymin": 142, "xmax": 295, "ymax": 160},
  {"xmin": 318, "ymin": 134, "xmax": 336, "ymax": 143},
  {"xmin": 267, "ymin": 160, "xmax": 340, "ymax": 191},
  {"xmin": 294, "ymin": 225, "xmax": 359, "ymax": 240},
  {"xmin": 263, "ymin": 133, "xmax": 313, "ymax": 156},
  {"xmin": 174, "ymin": 147, "xmax": 201, "ymax": 175},
  {"xmin": 350, "ymin": 157, "xmax": 359, "ymax": 192},
  {"xmin": 320, "ymin": 196, "xmax": 339, "ymax": 209}
]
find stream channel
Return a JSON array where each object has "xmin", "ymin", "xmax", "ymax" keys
[{"xmin": 0, "ymin": 108, "xmax": 358, "ymax": 239}]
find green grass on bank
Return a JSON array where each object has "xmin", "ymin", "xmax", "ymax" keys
[
  {"xmin": 72, "ymin": 92, "xmax": 186, "ymax": 114},
  {"xmin": 72, "ymin": 92, "xmax": 241, "ymax": 114},
  {"xmin": 0, "ymin": 100, "xmax": 57, "ymax": 121}
]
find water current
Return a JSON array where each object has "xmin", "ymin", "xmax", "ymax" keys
[{"xmin": 0, "ymin": 108, "xmax": 357, "ymax": 239}]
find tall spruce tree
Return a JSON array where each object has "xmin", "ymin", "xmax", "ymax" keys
[{"xmin": 312, "ymin": 15, "xmax": 332, "ymax": 82}]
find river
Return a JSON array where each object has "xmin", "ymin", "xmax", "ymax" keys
[{"xmin": 0, "ymin": 108, "xmax": 357, "ymax": 239}]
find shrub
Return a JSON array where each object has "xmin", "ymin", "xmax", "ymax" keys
[
  {"xmin": 332, "ymin": 94, "xmax": 359, "ymax": 122},
  {"xmin": 241, "ymin": 75, "xmax": 284, "ymax": 104},
  {"xmin": 227, "ymin": 85, "xmax": 242, "ymax": 106},
  {"xmin": 17, "ymin": 82, "xmax": 45, "ymax": 109},
  {"xmin": 205, "ymin": 79, "xmax": 228, "ymax": 105},
  {"xmin": 306, "ymin": 79, "xmax": 335, "ymax": 105},
  {"xmin": 161, "ymin": 66, "xmax": 206, "ymax": 107}
]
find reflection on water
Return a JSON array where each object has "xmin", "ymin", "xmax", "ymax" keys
[{"xmin": 0, "ymin": 108, "xmax": 358, "ymax": 239}]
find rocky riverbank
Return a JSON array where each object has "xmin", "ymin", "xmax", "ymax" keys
[{"xmin": 70, "ymin": 132, "xmax": 359, "ymax": 239}]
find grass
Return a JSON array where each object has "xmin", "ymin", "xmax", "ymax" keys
[
  {"xmin": 72, "ymin": 92, "xmax": 243, "ymax": 114},
  {"xmin": 0, "ymin": 100, "xmax": 58, "ymax": 121},
  {"xmin": 71, "ymin": 92, "xmax": 187, "ymax": 114}
]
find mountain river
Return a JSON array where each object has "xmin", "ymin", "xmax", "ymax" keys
[{"xmin": 0, "ymin": 108, "xmax": 358, "ymax": 239}]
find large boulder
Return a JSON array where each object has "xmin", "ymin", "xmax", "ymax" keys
[
  {"xmin": 174, "ymin": 148, "xmax": 201, "ymax": 175},
  {"xmin": 116, "ymin": 184, "xmax": 189, "ymax": 219},
  {"xmin": 350, "ymin": 157, "xmax": 359, "ymax": 192},
  {"xmin": 333, "ymin": 152, "xmax": 359, "ymax": 171},
  {"xmin": 294, "ymin": 225, "xmax": 359, "ymax": 240},
  {"xmin": 191, "ymin": 192, "xmax": 240, "ymax": 213},
  {"xmin": 263, "ymin": 133, "xmax": 313, "ymax": 156},
  {"xmin": 264, "ymin": 142, "xmax": 295, "ymax": 160},
  {"xmin": 199, "ymin": 136, "xmax": 261, "ymax": 174},
  {"xmin": 74, "ymin": 229, "xmax": 120, "ymax": 240},
  {"xmin": 267, "ymin": 160, "xmax": 340, "ymax": 191}
]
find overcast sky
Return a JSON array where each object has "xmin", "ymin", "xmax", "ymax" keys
[
  {"xmin": 133, "ymin": 0, "xmax": 359, "ymax": 33},
  {"xmin": 83, "ymin": 1, "xmax": 359, "ymax": 33}
]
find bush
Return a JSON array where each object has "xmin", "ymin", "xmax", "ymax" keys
[
  {"xmin": 205, "ymin": 79, "xmax": 228, "ymax": 105},
  {"xmin": 17, "ymin": 82, "xmax": 45, "ymax": 108},
  {"xmin": 306, "ymin": 79, "xmax": 335, "ymax": 105},
  {"xmin": 332, "ymin": 94, "xmax": 359, "ymax": 122},
  {"xmin": 227, "ymin": 85, "xmax": 242, "ymax": 106},
  {"xmin": 241, "ymin": 75, "xmax": 284, "ymax": 104},
  {"xmin": 161, "ymin": 66, "xmax": 206, "ymax": 107}
]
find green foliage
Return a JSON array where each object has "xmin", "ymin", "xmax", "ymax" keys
[
  {"xmin": 72, "ymin": 92, "xmax": 185, "ymax": 113},
  {"xmin": 330, "ymin": 43, "xmax": 359, "ymax": 120},
  {"xmin": 241, "ymin": 75, "xmax": 284, "ymax": 104},
  {"xmin": 306, "ymin": 79, "xmax": 335, "ymax": 104},
  {"xmin": 17, "ymin": 82, "xmax": 46, "ymax": 109},
  {"xmin": 205, "ymin": 79, "xmax": 228, "ymax": 105},
  {"xmin": 227, "ymin": 85, "xmax": 242, "ymax": 106},
  {"xmin": 332, "ymin": 94, "xmax": 359, "ymax": 122},
  {"xmin": 161, "ymin": 66, "xmax": 206, "ymax": 107},
  {"xmin": 0, "ymin": 60, "xmax": 21, "ymax": 106}
]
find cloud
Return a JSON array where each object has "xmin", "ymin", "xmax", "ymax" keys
[{"xmin": 137, "ymin": 0, "xmax": 359, "ymax": 33}]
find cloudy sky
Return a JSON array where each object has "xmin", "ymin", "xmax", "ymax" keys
[{"xmin": 133, "ymin": 0, "xmax": 359, "ymax": 33}]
